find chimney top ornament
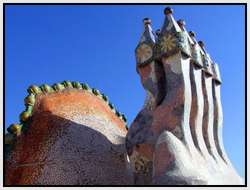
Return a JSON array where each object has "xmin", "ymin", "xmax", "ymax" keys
[
  {"xmin": 135, "ymin": 17, "xmax": 156, "ymax": 68},
  {"xmin": 189, "ymin": 31, "xmax": 196, "ymax": 37},
  {"xmin": 135, "ymin": 6, "xmax": 221, "ymax": 81},
  {"xmin": 164, "ymin": 7, "xmax": 173, "ymax": 15},
  {"xmin": 143, "ymin": 18, "xmax": 152, "ymax": 25},
  {"xmin": 198, "ymin": 40, "xmax": 205, "ymax": 49},
  {"xmin": 177, "ymin": 19, "xmax": 186, "ymax": 29},
  {"xmin": 156, "ymin": 29, "xmax": 161, "ymax": 36}
]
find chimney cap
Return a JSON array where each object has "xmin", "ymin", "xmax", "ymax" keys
[
  {"xmin": 143, "ymin": 18, "xmax": 151, "ymax": 25},
  {"xmin": 198, "ymin": 40, "xmax": 205, "ymax": 48},
  {"xmin": 189, "ymin": 31, "xmax": 196, "ymax": 37},
  {"xmin": 164, "ymin": 7, "xmax": 173, "ymax": 15},
  {"xmin": 156, "ymin": 29, "xmax": 161, "ymax": 36},
  {"xmin": 177, "ymin": 19, "xmax": 186, "ymax": 27}
]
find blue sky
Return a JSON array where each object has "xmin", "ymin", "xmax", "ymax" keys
[{"xmin": 5, "ymin": 4, "xmax": 245, "ymax": 178}]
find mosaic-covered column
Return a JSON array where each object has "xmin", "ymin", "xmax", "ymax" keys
[
  {"xmin": 126, "ymin": 17, "xmax": 165, "ymax": 185},
  {"xmin": 127, "ymin": 6, "xmax": 243, "ymax": 185},
  {"xmin": 211, "ymin": 63, "xmax": 227, "ymax": 162},
  {"xmin": 152, "ymin": 7, "xmax": 197, "ymax": 157},
  {"xmin": 199, "ymin": 41, "xmax": 225, "ymax": 164}
]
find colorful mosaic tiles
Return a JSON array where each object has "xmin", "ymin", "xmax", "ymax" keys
[
  {"xmin": 5, "ymin": 81, "xmax": 128, "ymax": 145},
  {"xmin": 135, "ymin": 7, "xmax": 220, "ymax": 82}
]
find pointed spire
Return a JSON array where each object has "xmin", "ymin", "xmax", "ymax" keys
[
  {"xmin": 189, "ymin": 31, "xmax": 206, "ymax": 53},
  {"xmin": 176, "ymin": 19, "xmax": 194, "ymax": 55},
  {"xmin": 138, "ymin": 18, "xmax": 156, "ymax": 44},
  {"xmin": 135, "ymin": 18, "xmax": 155, "ymax": 67},
  {"xmin": 177, "ymin": 19, "xmax": 186, "ymax": 30},
  {"xmin": 189, "ymin": 31, "xmax": 195, "ymax": 38},
  {"xmin": 161, "ymin": 7, "xmax": 182, "ymax": 34},
  {"xmin": 164, "ymin": 6, "xmax": 173, "ymax": 15},
  {"xmin": 177, "ymin": 19, "xmax": 194, "ymax": 45},
  {"xmin": 154, "ymin": 29, "xmax": 161, "ymax": 42},
  {"xmin": 198, "ymin": 41, "xmax": 206, "ymax": 53},
  {"xmin": 143, "ymin": 17, "xmax": 151, "ymax": 25},
  {"xmin": 198, "ymin": 41, "xmax": 214, "ymax": 76},
  {"xmin": 189, "ymin": 31, "xmax": 197, "ymax": 43},
  {"xmin": 188, "ymin": 30, "xmax": 203, "ymax": 68},
  {"xmin": 156, "ymin": 29, "xmax": 161, "ymax": 37},
  {"xmin": 154, "ymin": 7, "xmax": 192, "ymax": 59}
]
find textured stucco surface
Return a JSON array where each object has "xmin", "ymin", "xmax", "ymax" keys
[{"xmin": 5, "ymin": 89, "xmax": 133, "ymax": 185}]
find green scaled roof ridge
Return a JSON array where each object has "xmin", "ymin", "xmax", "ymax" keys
[{"xmin": 5, "ymin": 81, "xmax": 128, "ymax": 145}]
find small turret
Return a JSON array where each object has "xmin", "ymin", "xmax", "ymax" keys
[
  {"xmin": 188, "ymin": 30, "xmax": 203, "ymax": 68},
  {"xmin": 135, "ymin": 18, "xmax": 156, "ymax": 68},
  {"xmin": 155, "ymin": 29, "xmax": 161, "ymax": 41},
  {"xmin": 198, "ymin": 41, "xmax": 214, "ymax": 76},
  {"xmin": 154, "ymin": 7, "xmax": 191, "ymax": 59},
  {"xmin": 161, "ymin": 7, "xmax": 182, "ymax": 34},
  {"xmin": 177, "ymin": 19, "xmax": 195, "ymax": 46}
]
